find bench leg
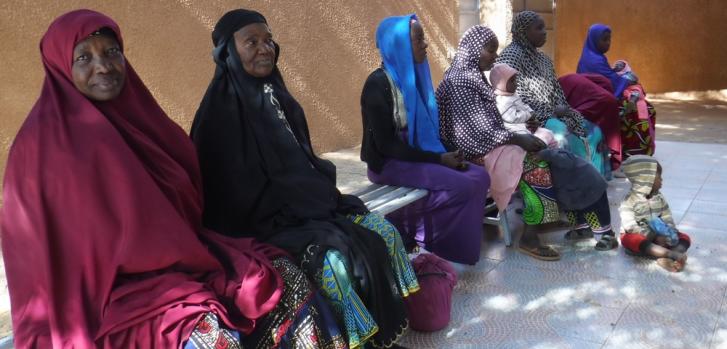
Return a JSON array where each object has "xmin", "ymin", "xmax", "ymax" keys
[{"xmin": 500, "ymin": 209, "xmax": 512, "ymax": 247}]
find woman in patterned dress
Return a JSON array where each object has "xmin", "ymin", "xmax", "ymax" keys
[
  {"xmin": 191, "ymin": 9, "xmax": 418, "ymax": 349},
  {"xmin": 436, "ymin": 25, "xmax": 562, "ymax": 261}
]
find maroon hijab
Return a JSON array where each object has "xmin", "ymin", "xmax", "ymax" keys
[
  {"xmin": 1, "ymin": 9, "xmax": 284, "ymax": 348},
  {"xmin": 559, "ymin": 73, "xmax": 622, "ymax": 170}
]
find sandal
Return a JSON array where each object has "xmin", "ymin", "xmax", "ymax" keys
[
  {"xmin": 595, "ymin": 234, "xmax": 619, "ymax": 251},
  {"xmin": 564, "ymin": 228, "xmax": 593, "ymax": 241},
  {"xmin": 518, "ymin": 245, "xmax": 561, "ymax": 261}
]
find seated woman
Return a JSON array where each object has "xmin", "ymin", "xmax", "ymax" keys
[
  {"xmin": 496, "ymin": 11, "xmax": 611, "ymax": 177},
  {"xmin": 1, "ymin": 10, "xmax": 343, "ymax": 348},
  {"xmin": 437, "ymin": 25, "xmax": 562, "ymax": 261},
  {"xmin": 558, "ymin": 73, "xmax": 622, "ymax": 172},
  {"xmin": 191, "ymin": 9, "xmax": 416, "ymax": 349},
  {"xmin": 360, "ymin": 14, "xmax": 489, "ymax": 266},
  {"xmin": 577, "ymin": 23, "xmax": 656, "ymax": 158}
]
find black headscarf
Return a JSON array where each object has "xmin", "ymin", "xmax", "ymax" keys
[{"xmin": 191, "ymin": 9, "xmax": 407, "ymax": 347}]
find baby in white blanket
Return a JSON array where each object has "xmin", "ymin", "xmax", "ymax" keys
[{"xmin": 489, "ymin": 63, "xmax": 556, "ymax": 148}]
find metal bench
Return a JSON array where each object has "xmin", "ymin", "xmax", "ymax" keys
[
  {"xmin": 352, "ymin": 184, "xmax": 428, "ymax": 215},
  {"xmin": 354, "ymin": 183, "xmax": 512, "ymax": 246},
  {"xmin": 483, "ymin": 199, "xmax": 513, "ymax": 246}
]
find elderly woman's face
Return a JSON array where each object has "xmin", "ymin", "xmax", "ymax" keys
[
  {"xmin": 234, "ymin": 23, "xmax": 276, "ymax": 78},
  {"xmin": 410, "ymin": 20, "xmax": 428, "ymax": 63},
  {"xmin": 526, "ymin": 17, "xmax": 547, "ymax": 48},
  {"xmin": 478, "ymin": 37, "xmax": 499, "ymax": 72},
  {"xmin": 71, "ymin": 34, "xmax": 126, "ymax": 101}
]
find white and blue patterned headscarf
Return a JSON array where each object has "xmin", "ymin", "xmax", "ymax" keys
[{"xmin": 376, "ymin": 14, "xmax": 445, "ymax": 153}]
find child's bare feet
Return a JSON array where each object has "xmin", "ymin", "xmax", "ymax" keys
[
  {"xmin": 656, "ymin": 252, "xmax": 687, "ymax": 272},
  {"xmin": 673, "ymin": 253, "xmax": 687, "ymax": 272},
  {"xmin": 656, "ymin": 258, "xmax": 678, "ymax": 272}
]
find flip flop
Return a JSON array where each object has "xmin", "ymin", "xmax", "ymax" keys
[
  {"xmin": 595, "ymin": 234, "xmax": 619, "ymax": 251},
  {"xmin": 518, "ymin": 245, "xmax": 561, "ymax": 261}
]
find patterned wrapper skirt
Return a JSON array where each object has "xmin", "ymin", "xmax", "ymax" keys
[{"xmin": 184, "ymin": 257, "xmax": 348, "ymax": 349}]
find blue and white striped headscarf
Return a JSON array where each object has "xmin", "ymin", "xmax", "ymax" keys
[{"xmin": 375, "ymin": 14, "xmax": 446, "ymax": 153}]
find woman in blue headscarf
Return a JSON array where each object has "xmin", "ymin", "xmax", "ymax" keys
[
  {"xmin": 577, "ymin": 23, "xmax": 656, "ymax": 158},
  {"xmin": 360, "ymin": 14, "xmax": 490, "ymax": 265}
]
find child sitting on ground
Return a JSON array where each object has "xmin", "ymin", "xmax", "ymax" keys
[
  {"xmin": 489, "ymin": 63, "xmax": 557, "ymax": 148},
  {"xmin": 620, "ymin": 155, "xmax": 690, "ymax": 272},
  {"xmin": 535, "ymin": 148, "xmax": 618, "ymax": 250}
]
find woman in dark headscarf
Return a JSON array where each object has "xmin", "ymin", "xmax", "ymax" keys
[
  {"xmin": 192, "ymin": 9, "xmax": 414, "ymax": 349},
  {"xmin": 577, "ymin": 23, "xmax": 656, "ymax": 158},
  {"xmin": 359, "ymin": 14, "xmax": 489, "ymax": 266},
  {"xmin": 496, "ymin": 11, "xmax": 611, "ymax": 177},
  {"xmin": 437, "ymin": 25, "xmax": 563, "ymax": 261},
  {"xmin": 2, "ymin": 9, "xmax": 344, "ymax": 348}
]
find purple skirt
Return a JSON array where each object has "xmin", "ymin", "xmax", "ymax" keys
[{"xmin": 368, "ymin": 159, "xmax": 490, "ymax": 265}]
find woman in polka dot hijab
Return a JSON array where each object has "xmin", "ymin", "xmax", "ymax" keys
[{"xmin": 437, "ymin": 25, "xmax": 563, "ymax": 261}]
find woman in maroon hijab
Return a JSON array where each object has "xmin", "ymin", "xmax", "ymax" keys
[{"xmin": 1, "ymin": 9, "xmax": 344, "ymax": 348}]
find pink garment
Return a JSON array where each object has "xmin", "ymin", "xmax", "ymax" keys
[
  {"xmin": 482, "ymin": 145, "xmax": 526, "ymax": 211},
  {"xmin": 480, "ymin": 129, "xmax": 555, "ymax": 211},
  {"xmin": 489, "ymin": 63, "xmax": 518, "ymax": 96},
  {"xmin": 1, "ymin": 10, "xmax": 284, "ymax": 348},
  {"xmin": 614, "ymin": 59, "xmax": 632, "ymax": 74}
]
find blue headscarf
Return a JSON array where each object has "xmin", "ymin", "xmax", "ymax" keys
[
  {"xmin": 375, "ymin": 14, "xmax": 446, "ymax": 153},
  {"xmin": 576, "ymin": 23, "xmax": 630, "ymax": 97}
]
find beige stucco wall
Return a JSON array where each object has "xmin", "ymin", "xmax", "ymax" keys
[
  {"xmin": 0, "ymin": 0, "xmax": 458, "ymax": 184},
  {"xmin": 555, "ymin": 0, "xmax": 727, "ymax": 93}
]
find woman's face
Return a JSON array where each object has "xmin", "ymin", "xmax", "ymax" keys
[
  {"xmin": 526, "ymin": 16, "xmax": 547, "ymax": 48},
  {"xmin": 478, "ymin": 37, "xmax": 499, "ymax": 71},
  {"xmin": 71, "ymin": 34, "xmax": 126, "ymax": 101},
  {"xmin": 597, "ymin": 30, "xmax": 611, "ymax": 54},
  {"xmin": 234, "ymin": 23, "xmax": 276, "ymax": 78},
  {"xmin": 410, "ymin": 20, "xmax": 428, "ymax": 64}
]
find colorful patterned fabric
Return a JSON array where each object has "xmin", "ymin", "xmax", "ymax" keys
[
  {"xmin": 621, "ymin": 100, "xmax": 656, "ymax": 157},
  {"xmin": 185, "ymin": 313, "xmax": 242, "ymax": 349},
  {"xmin": 518, "ymin": 154, "xmax": 560, "ymax": 225},
  {"xmin": 319, "ymin": 250, "xmax": 378, "ymax": 349},
  {"xmin": 350, "ymin": 212, "xmax": 420, "ymax": 298},
  {"xmin": 545, "ymin": 118, "xmax": 611, "ymax": 178},
  {"xmin": 242, "ymin": 257, "xmax": 348, "ymax": 349},
  {"xmin": 566, "ymin": 192, "xmax": 612, "ymax": 234}
]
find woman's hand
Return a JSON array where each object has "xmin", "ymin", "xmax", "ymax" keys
[
  {"xmin": 511, "ymin": 133, "xmax": 547, "ymax": 152},
  {"xmin": 554, "ymin": 105, "xmax": 570, "ymax": 117},
  {"xmin": 440, "ymin": 150, "xmax": 468, "ymax": 171},
  {"xmin": 526, "ymin": 116, "xmax": 541, "ymax": 133}
]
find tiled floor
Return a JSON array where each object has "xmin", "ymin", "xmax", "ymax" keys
[{"xmin": 324, "ymin": 140, "xmax": 727, "ymax": 349}]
